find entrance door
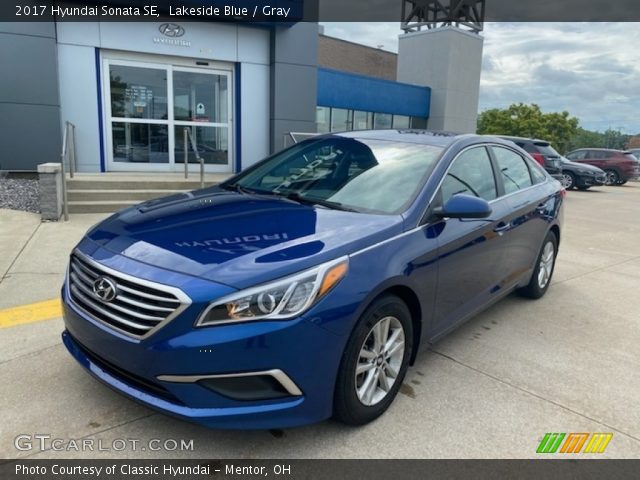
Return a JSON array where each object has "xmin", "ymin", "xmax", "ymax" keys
[{"xmin": 104, "ymin": 58, "xmax": 233, "ymax": 173}]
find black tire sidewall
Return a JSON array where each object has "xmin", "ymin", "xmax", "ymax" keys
[
  {"xmin": 523, "ymin": 231, "xmax": 558, "ymax": 298},
  {"xmin": 333, "ymin": 295, "xmax": 413, "ymax": 425},
  {"xmin": 563, "ymin": 172, "xmax": 575, "ymax": 189}
]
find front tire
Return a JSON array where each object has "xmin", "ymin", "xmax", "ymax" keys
[
  {"xmin": 518, "ymin": 231, "xmax": 558, "ymax": 299},
  {"xmin": 334, "ymin": 294, "xmax": 413, "ymax": 425},
  {"xmin": 560, "ymin": 172, "xmax": 575, "ymax": 189}
]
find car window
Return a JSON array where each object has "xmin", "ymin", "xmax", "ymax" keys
[
  {"xmin": 587, "ymin": 150, "xmax": 606, "ymax": 159},
  {"xmin": 440, "ymin": 147, "xmax": 497, "ymax": 203},
  {"xmin": 492, "ymin": 147, "xmax": 533, "ymax": 194},
  {"xmin": 529, "ymin": 161, "xmax": 547, "ymax": 184},
  {"xmin": 230, "ymin": 137, "xmax": 443, "ymax": 214},
  {"xmin": 534, "ymin": 143, "xmax": 560, "ymax": 157},
  {"xmin": 567, "ymin": 151, "xmax": 585, "ymax": 160},
  {"xmin": 517, "ymin": 142, "xmax": 537, "ymax": 153}
]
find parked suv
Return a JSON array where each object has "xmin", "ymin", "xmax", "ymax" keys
[
  {"xmin": 498, "ymin": 136, "xmax": 563, "ymax": 180},
  {"xmin": 565, "ymin": 148, "xmax": 640, "ymax": 185}
]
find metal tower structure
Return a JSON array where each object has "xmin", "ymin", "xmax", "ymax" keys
[{"xmin": 401, "ymin": 0, "xmax": 485, "ymax": 34}]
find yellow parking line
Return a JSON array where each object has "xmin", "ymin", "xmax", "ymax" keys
[{"xmin": 0, "ymin": 298, "xmax": 62, "ymax": 329}]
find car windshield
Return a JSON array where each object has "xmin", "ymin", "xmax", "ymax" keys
[{"xmin": 225, "ymin": 136, "xmax": 443, "ymax": 214}]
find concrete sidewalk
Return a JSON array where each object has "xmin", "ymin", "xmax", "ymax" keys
[{"xmin": 0, "ymin": 210, "xmax": 110, "ymax": 309}]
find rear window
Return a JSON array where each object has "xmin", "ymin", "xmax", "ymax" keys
[{"xmin": 534, "ymin": 142, "xmax": 560, "ymax": 157}]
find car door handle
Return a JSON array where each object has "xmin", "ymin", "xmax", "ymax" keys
[{"xmin": 493, "ymin": 222, "xmax": 510, "ymax": 234}]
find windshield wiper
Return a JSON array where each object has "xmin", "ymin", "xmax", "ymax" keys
[
  {"xmin": 283, "ymin": 192, "xmax": 359, "ymax": 212},
  {"xmin": 221, "ymin": 183, "xmax": 269, "ymax": 195}
]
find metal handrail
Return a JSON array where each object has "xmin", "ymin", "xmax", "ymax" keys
[
  {"xmin": 183, "ymin": 127, "xmax": 205, "ymax": 189},
  {"xmin": 60, "ymin": 121, "xmax": 77, "ymax": 221}
]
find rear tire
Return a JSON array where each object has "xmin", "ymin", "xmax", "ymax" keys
[
  {"xmin": 334, "ymin": 294, "xmax": 413, "ymax": 425},
  {"xmin": 518, "ymin": 231, "xmax": 558, "ymax": 299}
]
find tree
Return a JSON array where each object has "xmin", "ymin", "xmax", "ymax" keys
[
  {"xmin": 477, "ymin": 103, "xmax": 579, "ymax": 153},
  {"xmin": 566, "ymin": 128, "xmax": 632, "ymax": 152}
]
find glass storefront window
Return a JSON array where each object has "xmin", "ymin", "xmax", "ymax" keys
[
  {"xmin": 175, "ymin": 126, "xmax": 228, "ymax": 165},
  {"xmin": 331, "ymin": 108, "xmax": 353, "ymax": 132},
  {"xmin": 173, "ymin": 71, "xmax": 228, "ymax": 123},
  {"xmin": 353, "ymin": 110, "xmax": 373, "ymax": 130},
  {"xmin": 109, "ymin": 65, "xmax": 168, "ymax": 120},
  {"xmin": 316, "ymin": 106, "xmax": 330, "ymax": 133},
  {"xmin": 392, "ymin": 115, "xmax": 410, "ymax": 129},
  {"xmin": 112, "ymin": 122, "xmax": 169, "ymax": 163},
  {"xmin": 410, "ymin": 117, "xmax": 428, "ymax": 129},
  {"xmin": 373, "ymin": 113, "xmax": 392, "ymax": 129}
]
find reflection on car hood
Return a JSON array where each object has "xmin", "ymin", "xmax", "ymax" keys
[
  {"xmin": 562, "ymin": 160, "xmax": 604, "ymax": 173},
  {"xmin": 86, "ymin": 187, "xmax": 404, "ymax": 289}
]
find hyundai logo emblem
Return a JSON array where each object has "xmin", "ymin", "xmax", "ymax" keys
[
  {"xmin": 93, "ymin": 276, "xmax": 118, "ymax": 302},
  {"xmin": 159, "ymin": 23, "xmax": 185, "ymax": 38}
]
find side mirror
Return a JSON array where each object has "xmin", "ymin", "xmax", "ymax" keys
[{"xmin": 434, "ymin": 194, "xmax": 492, "ymax": 219}]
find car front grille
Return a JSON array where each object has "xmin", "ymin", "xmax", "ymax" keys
[{"xmin": 68, "ymin": 252, "xmax": 190, "ymax": 339}]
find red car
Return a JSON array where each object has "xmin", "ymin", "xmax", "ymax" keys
[{"xmin": 565, "ymin": 148, "xmax": 640, "ymax": 185}]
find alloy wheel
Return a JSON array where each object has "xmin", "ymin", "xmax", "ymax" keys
[
  {"xmin": 537, "ymin": 241, "xmax": 555, "ymax": 289},
  {"xmin": 560, "ymin": 173, "xmax": 573, "ymax": 189},
  {"xmin": 355, "ymin": 316, "xmax": 405, "ymax": 406},
  {"xmin": 605, "ymin": 170, "xmax": 618, "ymax": 185}
]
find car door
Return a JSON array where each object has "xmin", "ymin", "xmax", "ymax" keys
[
  {"xmin": 490, "ymin": 145, "xmax": 554, "ymax": 287},
  {"xmin": 427, "ymin": 146, "xmax": 511, "ymax": 337},
  {"xmin": 580, "ymin": 150, "xmax": 607, "ymax": 169}
]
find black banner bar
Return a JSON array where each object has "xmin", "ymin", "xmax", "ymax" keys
[
  {"xmin": 1, "ymin": 0, "xmax": 640, "ymax": 22},
  {"xmin": 1, "ymin": 460, "xmax": 639, "ymax": 480}
]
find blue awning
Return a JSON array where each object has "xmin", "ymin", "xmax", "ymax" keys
[{"xmin": 317, "ymin": 68, "xmax": 431, "ymax": 118}]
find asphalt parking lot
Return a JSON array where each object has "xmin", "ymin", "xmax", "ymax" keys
[{"xmin": 1, "ymin": 183, "xmax": 639, "ymax": 459}]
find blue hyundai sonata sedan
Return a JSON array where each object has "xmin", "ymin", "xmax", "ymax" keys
[{"xmin": 61, "ymin": 130, "xmax": 564, "ymax": 428}]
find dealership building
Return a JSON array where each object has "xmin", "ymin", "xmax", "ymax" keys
[{"xmin": 0, "ymin": 19, "xmax": 482, "ymax": 174}]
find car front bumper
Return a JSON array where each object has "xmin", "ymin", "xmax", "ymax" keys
[
  {"xmin": 61, "ymin": 250, "xmax": 350, "ymax": 429},
  {"xmin": 576, "ymin": 172, "xmax": 606, "ymax": 187}
]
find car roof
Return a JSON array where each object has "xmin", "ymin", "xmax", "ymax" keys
[
  {"xmin": 569, "ymin": 148, "xmax": 626, "ymax": 153},
  {"xmin": 329, "ymin": 129, "xmax": 468, "ymax": 148},
  {"xmin": 497, "ymin": 135, "xmax": 550, "ymax": 144}
]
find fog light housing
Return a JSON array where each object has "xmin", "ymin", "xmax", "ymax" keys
[{"xmin": 198, "ymin": 375, "xmax": 292, "ymax": 401}]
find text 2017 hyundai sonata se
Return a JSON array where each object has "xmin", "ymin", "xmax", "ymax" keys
[{"xmin": 61, "ymin": 130, "xmax": 564, "ymax": 428}]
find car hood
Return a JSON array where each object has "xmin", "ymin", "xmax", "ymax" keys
[
  {"xmin": 86, "ymin": 187, "xmax": 404, "ymax": 289},
  {"xmin": 562, "ymin": 160, "xmax": 604, "ymax": 173}
]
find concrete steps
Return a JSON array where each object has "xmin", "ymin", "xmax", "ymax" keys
[
  {"xmin": 68, "ymin": 200, "xmax": 141, "ymax": 214},
  {"xmin": 65, "ymin": 173, "xmax": 232, "ymax": 214},
  {"xmin": 67, "ymin": 189, "xmax": 187, "ymax": 202}
]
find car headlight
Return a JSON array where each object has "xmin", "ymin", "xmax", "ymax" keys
[{"xmin": 196, "ymin": 257, "xmax": 349, "ymax": 326}]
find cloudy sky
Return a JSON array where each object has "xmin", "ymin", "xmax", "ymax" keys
[{"xmin": 321, "ymin": 22, "xmax": 640, "ymax": 134}]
